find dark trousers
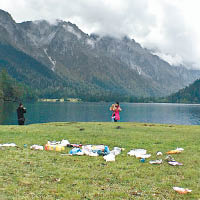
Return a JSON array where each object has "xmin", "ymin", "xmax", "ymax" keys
[{"xmin": 18, "ymin": 118, "xmax": 25, "ymax": 125}]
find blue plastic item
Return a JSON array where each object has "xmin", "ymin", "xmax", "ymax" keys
[
  {"xmin": 140, "ymin": 158, "xmax": 146, "ymax": 163},
  {"xmin": 69, "ymin": 148, "xmax": 81, "ymax": 155},
  {"xmin": 104, "ymin": 146, "xmax": 110, "ymax": 155},
  {"xmin": 97, "ymin": 150, "xmax": 103, "ymax": 155}
]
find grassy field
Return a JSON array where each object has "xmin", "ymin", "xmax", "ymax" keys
[{"xmin": 0, "ymin": 122, "xmax": 200, "ymax": 200}]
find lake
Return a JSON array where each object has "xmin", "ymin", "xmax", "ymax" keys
[{"xmin": 1, "ymin": 102, "xmax": 200, "ymax": 125}]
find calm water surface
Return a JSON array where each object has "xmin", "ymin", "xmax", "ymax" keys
[{"xmin": 1, "ymin": 102, "xmax": 200, "ymax": 125}]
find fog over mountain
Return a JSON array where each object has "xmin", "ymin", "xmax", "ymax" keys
[
  {"xmin": 0, "ymin": 8, "xmax": 200, "ymax": 101},
  {"xmin": 1, "ymin": 0, "xmax": 200, "ymax": 69}
]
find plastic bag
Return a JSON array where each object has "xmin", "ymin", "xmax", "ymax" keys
[
  {"xmin": 149, "ymin": 159, "xmax": 163, "ymax": 164},
  {"xmin": 69, "ymin": 148, "xmax": 82, "ymax": 155},
  {"xmin": 173, "ymin": 187, "xmax": 192, "ymax": 194},
  {"xmin": 104, "ymin": 154, "xmax": 115, "ymax": 162},
  {"xmin": 30, "ymin": 145, "xmax": 44, "ymax": 150},
  {"xmin": 168, "ymin": 161, "xmax": 183, "ymax": 166},
  {"xmin": 0, "ymin": 143, "xmax": 17, "ymax": 147}
]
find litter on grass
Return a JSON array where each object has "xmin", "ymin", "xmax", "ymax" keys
[
  {"xmin": 103, "ymin": 147, "xmax": 124, "ymax": 162},
  {"xmin": 149, "ymin": 159, "xmax": 163, "ymax": 164},
  {"xmin": 156, "ymin": 151, "xmax": 163, "ymax": 156},
  {"xmin": 128, "ymin": 149, "xmax": 146, "ymax": 156},
  {"xmin": 45, "ymin": 144, "xmax": 65, "ymax": 152},
  {"xmin": 67, "ymin": 144, "xmax": 82, "ymax": 148},
  {"xmin": 104, "ymin": 154, "xmax": 115, "ymax": 162},
  {"xmin": 47, "ymin": 139, "xmax": 70, "ymax": 146},
  {"xmin": 110, "ymin": 147, "xmax": 124, "ymax": 156},
  {"xmin": 165, "ymin": 155, "xmax": 183, "ymax": 166},
  {"xmin": 30, "ymin": 145, "xmax": 44, "ymax": 150},
  {"xmin": 165, "ymin": 155, "xmax": 175, "ymax": 162},
  {"xmin": 176, "ymin": 147, "xmax": 184, "ymax": 151},
  {"xmin": 127, "ymin": 149, "xmax": 151, "ymax": 159},
  {"xmin": 45, "ymin": 140, "xmax": 69, "ymax": 151},
  {"xmin": 69, "ymin": 145, "xmax": 110, "ymax": 156},
  {"xmin": 82, "ymin": 145, "xmax": 110, "ymax": 156},
  {"xmin": 69, "ymin": 148, "xmax": 82, "ymax": 155},
  {"xmin": 0, "ymin": 143, "xmax": 17, "ymax": 147},
  {"xmin": 68, "ymin": 145, "xmax": 123, "ymax": 161},
  {"xmin": 168, "ymin": 161, "xmax": 183, "ymax": 166},
  {"xmin": 137, "ymin": 154, "xmax": 151, "ymax": 159},
  {"xmin": 166, "ymin": 147, "xmax": 184, "ymax": 154},
  {"xmin": 173, "ymin": 187, "xmax": 192, "ymax": 194}
]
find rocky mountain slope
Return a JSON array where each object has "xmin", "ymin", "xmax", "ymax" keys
[{"xmin": 0, "ymin": 9, "xmax": 200, "ymax": 100}]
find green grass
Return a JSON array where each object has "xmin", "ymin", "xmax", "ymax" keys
[{"xmin": 0, "ymin": 122, "xmax": 200, "ymax": 199}]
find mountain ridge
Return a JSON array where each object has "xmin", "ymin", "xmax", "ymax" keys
[{"xmin": 0, "ymin": 9, "xmax": 200, "ymax": 100}]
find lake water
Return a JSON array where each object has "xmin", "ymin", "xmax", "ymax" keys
[{"xmin": 1, "ymin": 102, "xmax": 200, "ymax": 125}]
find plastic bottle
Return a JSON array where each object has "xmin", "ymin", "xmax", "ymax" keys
[
  {"xmin": 104, "ymin": 146, "xmax": 110, "ymax": 155},
  {"xmin": 45, "ymin": 144, "xmax": 49, "ymax": 151}
]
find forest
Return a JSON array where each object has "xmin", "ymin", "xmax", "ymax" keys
[
  {"xmin": 0, "ymin": 69, "xmax": 36, "ymax": 102},
  {"xmin": 166, "ymin": 79, "xmax": 200, "ymax": 103},
  {"xmin": 1, "ymin": 64, "xmax": 200, "ymax": 104}
]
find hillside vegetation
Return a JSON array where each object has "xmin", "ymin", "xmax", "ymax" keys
[
  {"xmin": 0, "ymin": 69, "xmax": 36, "ymax": 102},
  {"xmin": 167, "ymin": 79, "xmax": 200, "ymax": 103}
]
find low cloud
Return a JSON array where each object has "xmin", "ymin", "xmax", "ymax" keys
[{"xmin": 0, "ymin": 0, "xmax": 200, "ymax": 68}]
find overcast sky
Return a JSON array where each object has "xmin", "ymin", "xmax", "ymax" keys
[{"xmin": 0, "ymin": 0, "xmax": 200, "ymax": 68}]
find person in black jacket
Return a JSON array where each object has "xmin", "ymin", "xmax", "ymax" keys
[{"xmin": 17, "ymin": 103, "xmax": 26, "ymax": 125}]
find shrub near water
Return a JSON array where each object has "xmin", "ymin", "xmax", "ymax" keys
[{"xmin": 0, "ymin": 122, "xmax": 199, "ymax": 199}]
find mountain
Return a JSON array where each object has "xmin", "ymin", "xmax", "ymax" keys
[
  {"xmin": 167, "ymin": 79, "xmax": 200, "ymax": 103},
  {"xmin": 0, "ymin": 9, "xmax": 200, "ymax": 100}
]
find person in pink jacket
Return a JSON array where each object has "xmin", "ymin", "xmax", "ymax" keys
[{"xmin": 110, "ymin": 102, "xmax": 122, "ymax": 122}]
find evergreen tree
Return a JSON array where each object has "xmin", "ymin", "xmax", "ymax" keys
[{"xmin": 0, "ymin": 69, "xmax": 36, "ymax": 102}]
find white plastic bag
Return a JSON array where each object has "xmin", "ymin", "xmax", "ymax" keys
[
  {"xmin": 30, "ymin": 145, "xmax": 44, "ymax": 150},
  {"xmin": 104, "ymin": 154, "xmax": 115, "ymax": 162}
]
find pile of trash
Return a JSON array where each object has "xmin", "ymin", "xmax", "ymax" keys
[
  {"xmin": 44, "ymin": 139, "xmax": 70, "ymax": 151},
  {"xmin": 127, "ymin": 147, "xmax": 184, "ymax": 166},
  {"xmin": 69, "ymin": 145, "xmax": 123, "ymax": 162},
  {"xmin": 127, "ymin": 147, "xmax": 191, "ymax": 194},
  {"xmin": 25, "ymin": 139, "xmax": 124, "ymax": 162},
  {"xmin": 0, "ymin": 140, "xmax": 192, "ymax": 194},
  {"xmin": 69, "ymin": 145, "xmax": 109, "ymax": 156},
  {"xmin": 127, "ymin": 149, "xmax": 151, "ymax": 159}
]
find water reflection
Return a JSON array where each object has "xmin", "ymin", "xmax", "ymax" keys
[
  {"xmin": 1, "ymin": 102, "xmax": 200, "ymax": 125},
  {"xmin": 0, "ymin": 102, "xmax": 18, "ymax": 124},
  {"xmin": 121, "ymin": 103, "xmax": 200, "ymax": 125}
]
